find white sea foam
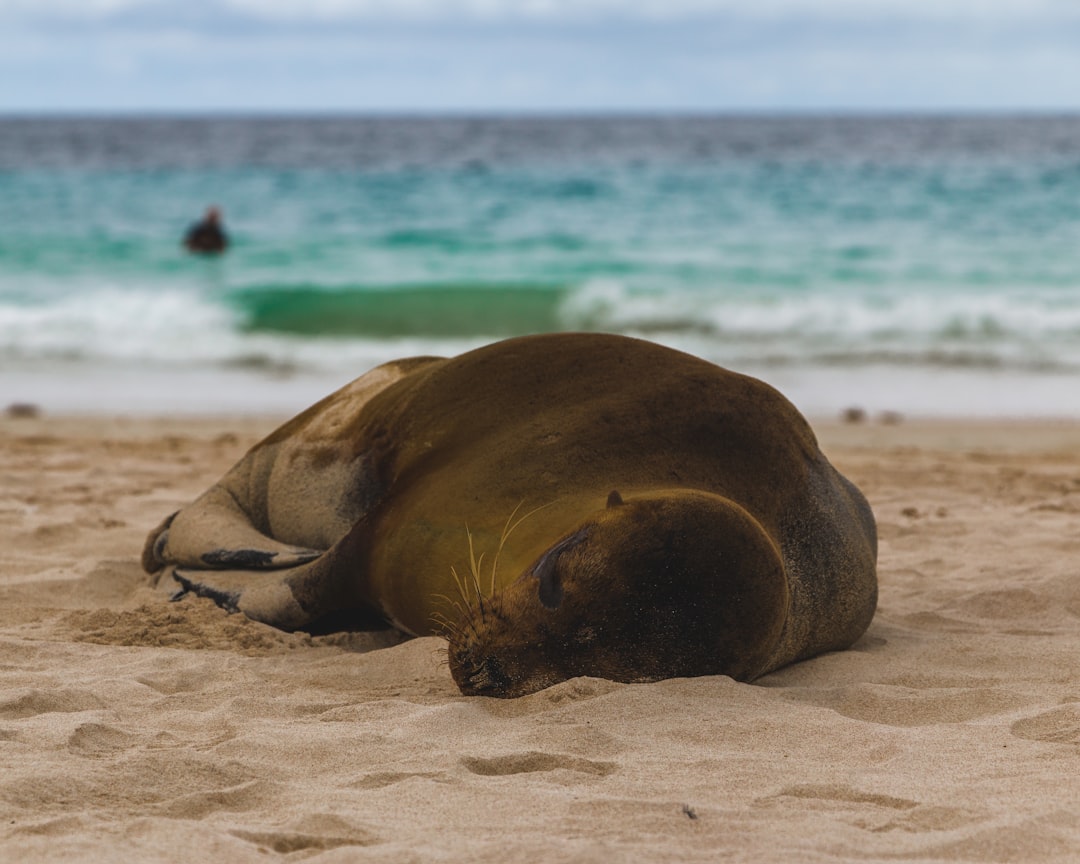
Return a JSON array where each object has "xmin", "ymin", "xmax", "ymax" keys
[
  {"xmin": 0, "ymin": 285, "xmax": 483, "ymax": 372},
  {"xmin": 560, "ymin": 279, "xmax": 1080, "ymax": 372},
  {"xmin": 4, "ymin": 280, "xmax": 1080, "ymax": 417}
]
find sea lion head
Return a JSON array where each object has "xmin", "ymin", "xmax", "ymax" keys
[{"xmin": 447, "ymin": 490, "xmax": 790, "ymax": 698}]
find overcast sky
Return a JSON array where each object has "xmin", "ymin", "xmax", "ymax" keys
[{"xmin": 1, "ymin": 0, "xmax": 1078, "ymax": 113}]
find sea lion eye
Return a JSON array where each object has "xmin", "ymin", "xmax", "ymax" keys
[{"xmin": 531, "ymin": 529, "xmax": 589, "ymax": 610}]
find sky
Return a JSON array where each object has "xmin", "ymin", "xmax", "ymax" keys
[{"xmin": 1, "ymin": 0, "xmax": 1079, "ymax": 113}]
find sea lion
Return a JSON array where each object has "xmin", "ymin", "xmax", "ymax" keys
[{"xmin": 142, "ymin": 333, "xmax": 877, "ymax": 697}]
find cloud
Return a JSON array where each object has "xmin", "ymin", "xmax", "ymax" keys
[
  {"xmin": 0, "ymin": 0, "xmax": 158, "ymax": 18},
  {"xmin": 1, "ymin": 0, "xmax": 1078, "ymax": 111},
  {"xmin": 4, "ymin": 0, "xmax": 1078, "ymax": 24}
]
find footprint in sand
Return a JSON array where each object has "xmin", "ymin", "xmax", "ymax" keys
[
  {"xmin": 349, "ymin": 771, "xmax": 450, "ymax": 790},
  {"xmin": 954, "ymin": 588, "xmax": 1050, "ymax": 620},
  {"xmin": 163, "ymin": 780, "xmax": 273, "ymax": 820},
  {"xmin": 783, "ymin": 683, "xmax": 1027, "ymax": 727},
  {"xmin": 757, "ymin": 784, "xmax": 910, "ymax": 834},
  {"xmin": 230, "ymin": 813, "xmax": 380, "ymax": 854},
  {"xmin": 66, "ymin": 722, "xmax": 138, "ymax": 756},
  {"xmin": 1010, "ymin": 704, "xmax": 1080, "ymax": 745},
  {"xmin": 0, "ymin": 688, "xmax": 105, "ymax": 720},
  {"xmin": 763, "ymin": 783, "xmax": 918, "ymax": 812},
  {"xmin": 26, "ymin": 522, "xmax": 82, "ymax": 547},
  {"xmin": 460, "ymin": 751, "xmax": 617, "ymax": 777},
  {"xmin": 757, "ymin": 784, "xmax": 979, "ymax": 835}
]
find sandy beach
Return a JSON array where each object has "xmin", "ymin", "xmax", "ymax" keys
[{"xmin": 2, "ymin": 412, "xmax": 1080, "ymax": 862}]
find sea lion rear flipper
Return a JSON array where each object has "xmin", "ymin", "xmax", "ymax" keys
[
  {"xmin": 143, "ymin": 485, "xmax": 324, "ymax": 575},
  {"xmin": 162, "ymin": 514, "xmax": 377, "ymax": 632}
]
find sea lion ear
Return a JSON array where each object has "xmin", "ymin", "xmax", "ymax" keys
[
  {"xmin": 536, "ymin": 554, "xmax": 563, "ymax": 609},
  {"xmin": 606, "ymin": 490, "xmax": 624, "ymax": 509},
  {"xmin": 532, "ymin": 528, "xmax": 589, "ymax": 609}
]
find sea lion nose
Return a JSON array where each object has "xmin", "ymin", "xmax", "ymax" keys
[{"xmin": 462, "ymin": 656, "xmax": 510, "ymax": 695}]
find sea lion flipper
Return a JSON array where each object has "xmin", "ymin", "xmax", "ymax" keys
[
  {"xmin": 164, "ymin": 564, "xmax": 317, "ymax": 630},
  {"xmin": 143, "ymin": 485, "xmax": 323, "ymax": 574},
  {"xmin": 163, "ymin": 556, "xmax": 365, "ymax": 631},
  {"xmin": 162, "ymin": 514, "xmax": 378, "ymax": 632}
]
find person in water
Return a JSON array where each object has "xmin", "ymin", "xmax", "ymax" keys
[{"xmin": 183, "ymin": 206, "xmax": 228, "ymax": 254}]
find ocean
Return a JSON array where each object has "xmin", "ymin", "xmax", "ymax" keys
[{"xmin": 2, "ymin": 114, "xmax": 1080, "ymax": 417}]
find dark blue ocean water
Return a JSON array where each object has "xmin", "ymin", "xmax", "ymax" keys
[{"xmin": 3, "ymin": 115, "xmax": 1080, "ymax": 415}]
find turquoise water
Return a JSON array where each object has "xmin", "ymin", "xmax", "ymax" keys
[{"xmin": 3, "ymin": 115, "xmax": 1080, "ymax": 415}]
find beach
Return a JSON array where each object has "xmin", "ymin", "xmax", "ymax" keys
[
  {"xmin": 2, "ymin": 411, "xmax": 1080, "ymax": 862},
  {"xmin": 4, "ymin": 113, "xmax": 1080, "ymax": 861}
]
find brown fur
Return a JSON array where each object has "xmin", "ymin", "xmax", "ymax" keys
[{"xmin": 143, "ymin": 333, "xmax": 877, "ymax": 697}]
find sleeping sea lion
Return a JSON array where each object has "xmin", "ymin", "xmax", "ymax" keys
[{"xmin": 142, "ymin": 333, "xmax": 877, "ymax": 697}]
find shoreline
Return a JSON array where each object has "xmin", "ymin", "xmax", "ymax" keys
[
  {"xmin": 7, "ymin": 411, "xmax": 1080, "ymax": 450},
  {"xmin": 6, "ymin": 355, "xmax": 1080, "ymax": 421}
]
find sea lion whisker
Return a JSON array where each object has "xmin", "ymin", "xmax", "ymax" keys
[
  {"xmin": 486, "ymin": 499, "xmax": 554, "ymax": 595},
  {"xmin": 471, "ymin": 556, "xmax": 486, "ymax": 597},
  {"xmin": 488, "ymin": 500, "xmax": 525, "ymax": 595},
  {"xmin": 429, "ymin": 591, "xmax": 464, "ymax": 617},
  {"xmin": 429, "ymin": 610, "xmax": 455, "ymax": 626},
  {"xmin": 466, "ymin": 529, "xmax": 486, "ymax": 593},
  {"xmin": 505, "ymin": 500, "xmax": 553, "ymax": 541},
  {"xmin": 431, "ymin": 593, "xmax": 467, "ymax": 619},
  {"xmin": 465, "ymin": 522, "xmax": 478, "ymax": 577},
  {"xmin": 428, "ymin": 610, "xmax": 462, "ymax": 639},
  {"xmin": 462, "ymin": 524, "xmax": 490, "ymax": 617},
  {"xmin": 491, "ymin": 499, "xmax": 555, "ymax": 594},
  {"xmin": 430, "ymin": 644, "xmax": 451, "ymax": 669},
  {"xmin": 461, "ymin": 615, "xmax": 485, "ymax": 640},
  {"xmin": 449, "ymin": 565, "xmax": 473, "ymax": 610},
  {"xmin": 500, "ymin": 499, "xmax": 526, "ymax": 534}
]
